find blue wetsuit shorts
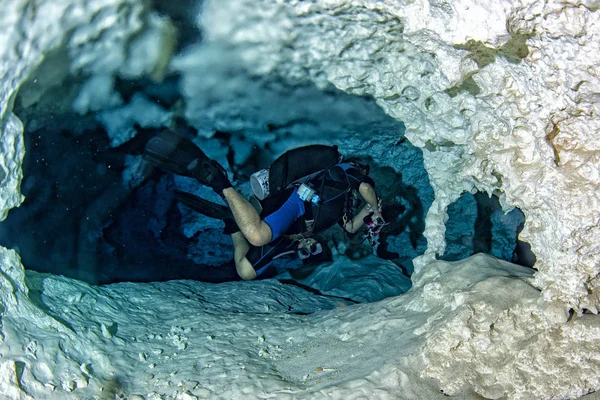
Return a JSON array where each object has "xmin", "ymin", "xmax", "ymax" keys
[
  {"xmin": 263, "ymin": 189, "xmax": 305, "ymax": 241},
  {"xmin": 246, "ymin": 189, "xmax": 306, "ymax": 277}
]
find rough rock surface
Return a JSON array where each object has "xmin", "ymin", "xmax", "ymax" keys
[
  {"xmin": 193, "ymin": 2, "xmax": 600, "ymax": 396},
  {"xmin": 197, "ymin": 0, "xmax": 600, "ymax": 308},
  {"xmin": 2, "ymin": 247, "xmax": 541, "ymax": 399},
  {"xmin": 0, "ymin": 0, "xmax": 599, "ymax": 399}
]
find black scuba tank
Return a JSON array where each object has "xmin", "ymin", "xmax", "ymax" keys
[{"xmin": 268, "ymin": 144, "xmax": 342, "ymax": 196}]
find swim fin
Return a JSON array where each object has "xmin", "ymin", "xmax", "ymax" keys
[
  {"xmin": 144, "ymin": 130, "xmax": 232, "ymax": 193},
  {"xmin": 174, "ymin": 190, "xmax": 240, "ymax": 235},
  {"xmin": 174, "ymin": 190, "xmax": 232, "ymax": 219}
]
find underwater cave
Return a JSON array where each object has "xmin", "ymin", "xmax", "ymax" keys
[
  {"xmin": 3, "ymin": 0, "xmax": 596, "ymax": 399},
  {"xmin": 0, "ymin": 0, "xmax": 532, "ymax": 302}
]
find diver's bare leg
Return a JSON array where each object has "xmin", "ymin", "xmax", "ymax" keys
[
  {"xmin": 222, "ymin": 188, "xmax": 272, "ymax": 246},
  {"xmin": 231, "ymin": 232, "xmax": 257, "ymax": 280}
]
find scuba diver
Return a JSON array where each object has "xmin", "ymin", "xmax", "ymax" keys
[{"xmin": 143, "ymin": 129, "xmax": 385, "ymax": 280}]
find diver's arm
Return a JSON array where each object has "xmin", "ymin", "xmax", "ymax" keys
[
  {"xmin": 358, "ymin": 182, "xmax": 384, "ymax": 221},
  {"xmin": 344, "ymin": 182, "xmax": 383, "ymax": 233},
  {"xmin": 343, "ymin": 204, "xmax": 372, "ymax": 233},
  {"xmin": 358, "ymin": 182, "xmax": 378, "ymax": 209}
]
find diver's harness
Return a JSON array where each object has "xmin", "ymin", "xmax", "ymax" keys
[
  {"xmin": 252, "ymin": 159, "xmax": 383, "ymax": 259},
  {"xmin": 284, "ymin": 164, "xmax": 352, "ymax": 237},
  {"xmin": 285, "ymin": 165, "xmax": 387, "ymax": 257}
]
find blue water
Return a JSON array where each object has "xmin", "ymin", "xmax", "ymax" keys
[{"xmin": 1, "ymin": 75, "xmax": 430, "ymax": 305}]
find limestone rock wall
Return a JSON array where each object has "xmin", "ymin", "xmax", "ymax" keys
[
  {"xmin": 196, "ymin": 0, "xmax": 600, "ymax": 311},
  {"xmin": 192, "ymin": 0, "xmax": 600, "ymax": 396}
]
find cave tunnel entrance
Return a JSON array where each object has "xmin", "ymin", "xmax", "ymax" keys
[
  {"xmin": 0, "ymin": 0, "xmax": 532, "ymax": 307},
  {"xmin": 0, "ymin": 55, "xmax": 432, "ymax": 304},
  {"xmin": 440, "ymin": 191, "xmax": 536, "ymax": 268}
]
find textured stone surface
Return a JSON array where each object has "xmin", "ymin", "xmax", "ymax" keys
[
  {"xmin": 1, "ymin": 246, "xmax": 540, "ymax": 399},
  {"xmin": 196, "ymin": 0, "xmax": 600, "ymax": 311}
]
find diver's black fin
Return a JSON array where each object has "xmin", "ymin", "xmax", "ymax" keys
[
  {"xmin": 144, "ymin": 130, "xmax": 208, "ymax": 176},
  {"xmin": 173, "ymin": 190, "xmax": 232, "ymax": 220},
  {"xmin": 143, "ymin": 130, "xmax": 229, "ymax": 190}
]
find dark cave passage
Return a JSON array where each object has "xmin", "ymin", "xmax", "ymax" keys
[
  {"xmin": 0, "ymin": 0, "xmax": 530, "ymax": 305},
  {"xmin": 0, "ymin": 68, "xmax": 430, "ymax": 305},
  {"xmin": 440, "ymin": 191, "xmax": 536, "ymax": 268}
]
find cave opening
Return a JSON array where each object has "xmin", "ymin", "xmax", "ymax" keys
[
  {"xmin": 7, "ymin": 1, "xmax": 597, "ymax": 398},
  {"xmin": 0, "ymin": 55, "xmax": 431, "ymax": 304},
  {"xmin": 0, "ymin": 0, "xmax": 538, "ymax": 306},
  {"xmin": 440, "ymin": 191, "xmax": 536, "ymax": 268}
]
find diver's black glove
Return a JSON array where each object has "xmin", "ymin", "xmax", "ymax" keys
[
  {"xmin": 207, "ymin": 161, "xmax": 232, "ymax": 195},
  {"xmin": 187, "ymin": 159, "xmax": 232, "ymax": 195}
]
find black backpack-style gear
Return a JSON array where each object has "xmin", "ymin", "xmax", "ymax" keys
[{"xmin": 268, "ymin": 144, "xmax": 342, "ymax": 195}]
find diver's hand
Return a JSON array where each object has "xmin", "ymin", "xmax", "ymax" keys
[
  {"xmin": 373, "ymin": 210, "xmax": 385, "ymax": 224},
  {"xmin": 365, "ymin": 199, "xmax": 384, "ymax": 223},
  {"xmin": 373, "ymin": 199, "xmax": 384, "ymax": 223}
]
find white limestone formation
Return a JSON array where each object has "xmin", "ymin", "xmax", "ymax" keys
[{"xmin": 0, "ymin": 0, "xmax": 599, "ymax": 399}]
